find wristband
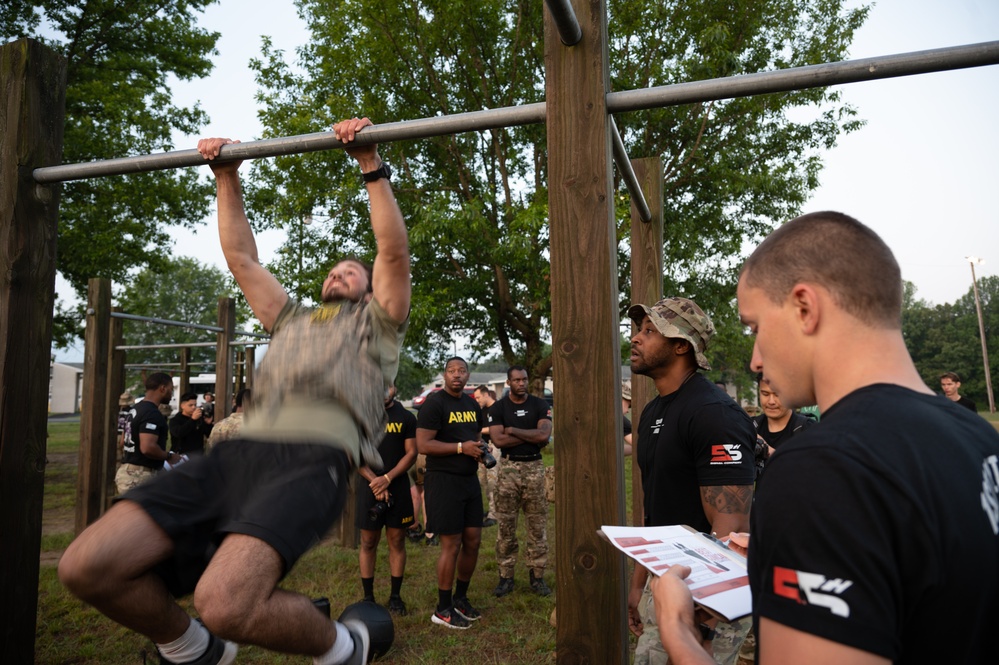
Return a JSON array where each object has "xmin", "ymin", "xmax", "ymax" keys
[
  {"xmin": 383, "ymin": 474, "xmax": 390, "ymax": 483},
  {"xmin": 457, "ymin": 442, "xmax": 463, "ymax": 455}
]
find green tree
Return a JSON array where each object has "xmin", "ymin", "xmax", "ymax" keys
[
  {"xmin": 246, "ymin": 0, "xmax": 867, "ymax": 393},
  {"xmin": 116, "ymin": 257, "xmax": 251, "ymax": 389},
  {"xmin": 2, "ymin": 1, "xmax": 221, "ymax": 342},
  {"xmin": 902, "ymin": 277, "xmax": 999, "ymax": 409}
]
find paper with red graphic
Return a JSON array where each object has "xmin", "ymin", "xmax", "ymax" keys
[{"xmin": 599, "ymin": 524, "xmax": 751, "ymax": 621}]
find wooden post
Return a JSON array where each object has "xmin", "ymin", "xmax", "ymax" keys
[
  {"xmin": 245, "ymin": 346, "xmax": 255, "ymax": 389},
  {"xmin": 0, "ymin": 38, "xmax": 65, "ymax": 661},
  {"xmin": 76, "ymin": 278, "xmax": 112, "ymax": 533},
  {"xmin": 333, "ymin": 473, "xmax": 360, "ymax": 549},
  {"xmin": 179, "ymin": 347, "xmax": 191, "ymax": 397},
  {"xmin": 105, "ymin": 307, "xmax": 126, "ymax": 507},
  {"xmin": 235, "ymin": 349, "xmax": 246, "ymax": 394},
  {"xmin": 215, "ymin": 298, "xmax": 235, "ymax": 420},
  {"xmin": 545, "ymin": 2, "xmax": 628, "ymax": 662},
  {"xmin": 628, "ymin": 157, "xmax": 664, "ymax": 526}
]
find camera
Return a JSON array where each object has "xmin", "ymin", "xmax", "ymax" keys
[
  {"xmin": 368, "ymin": 493, "xmax": 394, "ymax": 521},
  {"xmin": 752, "ymin": 435, "xmax": 771, "ymax": 479},
  {"xmin": 480, "ymin": 443, "xmax": 497, "ymax": 469}
]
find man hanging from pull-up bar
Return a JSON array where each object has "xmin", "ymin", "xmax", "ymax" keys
[{"xmin": 59, "ymin": 117, "xmax": 409, "ymax": 665}]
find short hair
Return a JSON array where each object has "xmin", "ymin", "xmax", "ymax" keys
[
  {"xmin": 474, "ymin": 384, "xmax": 490, "ymax": 395},
  {"xmin": 145, "ymin": 372, "xmax": 173, "ymax": 391},
  {"xmin": 488, "ymin": 390, "xmax": 497, "ymax": 399},
  {"xmin": 444, "ymin": 356, "xmax": 468, "ymax": 371},
  {"xmin": 235, "ymin": 388, "xmax": 251, "ymax": 408},
  {"xmin": 940, "ymin": 372, "xmax": 961, "ymax": 383},
  {"xmin": 507, "ymin": 365, "xmax": 528, "ymax": 379},
  {"xmin": 179, "ymin": 391, "xmax": 198, "ymax": 403},
  {"xmin": 740, "ymin": 211, "xmax": 902, "ymax": 329},
  {"xmin": 338, "ymin": 256, "xmax": 374, "ymax": 293}
]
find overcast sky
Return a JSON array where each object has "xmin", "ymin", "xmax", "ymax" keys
[{"xmin": 53, "ymin": 0, "xmax": 998, "ymax": 360}]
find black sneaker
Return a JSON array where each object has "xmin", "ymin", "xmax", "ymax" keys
[
  {"xmin": 361, "ymin": 594, "xmax": 376, "ymax": 603},
  {"xmin": 157, "ymin": 632, "xmax": 237, "ymax": 664},
  {"xmin": 530, "ymin": 571, "xmax": 552, "ymax": 597},
  {"xmin": 431, "ymin": 606, "xmax": 471, "ymax": 630},
  {"xmin": 452, "ymin": 596, "xmax": 481, "ymax": 621},
  {"xmin": 494, "ymin": 576, "xmax": 514, "ymax": 597},
  {"xmin": 341, "ymin": 618, "xmax": 371, "ymax": 665},
  {"xmin": 387, "ymin": 595, "xmax": 408, "ymax": 616}
]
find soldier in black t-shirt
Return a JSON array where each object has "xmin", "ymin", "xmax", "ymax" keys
[
  {"xmin": 488, "ymin": 366, "xmax": 553, "ymax": 598},
  {"xmin": 115, "ymin": 373, "xmax": 180, "ymax": 494},
  {"xmin": 627, "ymin": 297, "xmax": 755, "ymax": 665},
  {"xmin": 355, "ymin": 386, "xmax": 417, "ymax": 616},
  {"xmin": 417, "ymin": 357, "xmax": 487, "ymax": 630},
  {"xmin": 652, "ymin": 212, "xmax": 999, "ymax": 664}
]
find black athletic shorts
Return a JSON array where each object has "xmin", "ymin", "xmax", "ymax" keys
[
  {"xmin": 355, "ymin": 476, "xmax": 415, "ymax": 531},
  {"xmin": 119, "ymin": 439, "xmax": 349, "ymax": 597},
  {"xmin": 424, "ymin": 471, "xmax": 483, "ymax": 535}
]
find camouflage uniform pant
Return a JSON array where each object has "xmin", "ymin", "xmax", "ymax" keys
[
  {"xmin": 114, "ymin": 463, "xmax": 157, "ymax": 494},
  {"xmin": 477, "ymin": 444, "xmax": 500, "ymax": 519},
  {"xmin": 634, "ymin": 579, "xmax": 750, "ymax": 665},
  {"xmin": 495, "ymin": 458, "xmax": 548, "ymax": 577}
]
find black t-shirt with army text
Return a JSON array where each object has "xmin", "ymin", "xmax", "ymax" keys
[{"xmin": 417, "ymin": 389, "xmax": 483, "ymax": 476}]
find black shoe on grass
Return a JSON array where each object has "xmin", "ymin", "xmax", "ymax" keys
[
  {"xmin": 452, "ymin": 596, "xmax": 481, "ymax": 621},
  {"xmin": 494, "ymin": 576, "xmax": 514, "ymax": 598},
  {"xmin": 431, "ymin": 606, "xmax": 471, "ymax": 630}
]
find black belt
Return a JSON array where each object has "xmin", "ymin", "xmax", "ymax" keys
[{"xmin": 504, "ymin": 454, "xmax": 542, "ymax": 462}]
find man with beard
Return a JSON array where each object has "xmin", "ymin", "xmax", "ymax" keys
[
  {"xmin": 417, "ymin": 357, "xmax": 487, "ymax": 629},
  {"xmin": 652, "ymin": 212, "xmax": 999, "ymax": 664},
  {"xmin": 627, "ymin": 297, "xmax": 756, "ymax": 665},
  {"xmin": 60, "ymin": 117, "xmax": 408, "ymax": 665}
]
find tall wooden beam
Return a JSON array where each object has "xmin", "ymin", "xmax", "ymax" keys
[
  {"xmin": 77, "ymin": 278, "xmax": 112, "ymax": 533},
  {"xmin": 215, "ymin": 298, "xmax": 235, "ymax": 420},
  {"xmin": 628, "ymin": 157, "xmax": 664, "ymax": 526},
  {"xmin": 0, "ymin": 38, "xmax": 65, "ymax": 662},
  {"xmin": 546, "ymin": 1, "xmax": 628, "ymax": 662},
  {"xmin": 179, "ymin": 346, "xmax": 191, "ymax": 397},
  {"xmin": 105, "ymin": 307, "xmax": 125, "ymax": 508},
  {"xmin": 245, "ymin": 346, "xmax": 255, "ymax": 389}
]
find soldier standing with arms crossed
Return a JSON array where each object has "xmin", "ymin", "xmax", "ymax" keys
[{"xmin": 488, "ymin": 366, "xmax": 553, "ymax": 598}]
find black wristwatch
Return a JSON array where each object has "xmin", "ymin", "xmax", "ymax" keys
[{"xmin": 362, "ymin": 162, "xmax": 392, "ymax": 183}]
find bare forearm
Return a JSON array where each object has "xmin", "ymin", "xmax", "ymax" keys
[{"xmin": 505, "ymin": 426, "xmax": 550, "ymax": 444}]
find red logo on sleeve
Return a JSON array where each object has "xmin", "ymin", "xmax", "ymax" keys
[
  {"xmin": 773, "ymin": 566, "xmax": 853, "ymax": 617},
  {"xmin": 710, "ymin": 444, "xmax": 744, "ymax": 464}
]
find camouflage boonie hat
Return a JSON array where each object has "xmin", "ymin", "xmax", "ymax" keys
[
  {"xmin": 628, "ymin": 296, "xmax": 715, "ymax": 370},
  {"xmin": 621, "ymin": 380, "xmax": 632, "ymax": 401},
  {"xmin": 118, "ymin": 392, "xmax": 133, "ymax": 406}
]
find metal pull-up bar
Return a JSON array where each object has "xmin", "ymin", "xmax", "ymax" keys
[
  {"xmin": 31, "ymin": 40, "xmax": 999, "ymax": 200},
  {"xmin": 544, "ymin": 0, "xmax": 583, "ymax": 46},
  {"xmin": 108, "ymin": 310, "xmax": 269, "ymax": 339}
]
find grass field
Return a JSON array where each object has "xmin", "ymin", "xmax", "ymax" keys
[{"xmin": 36, "ymin": 421, "xmax": 638, "ymax": 664}]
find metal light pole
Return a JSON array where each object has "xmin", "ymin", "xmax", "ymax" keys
[{"xmin": 966, "ymin": 256, "xmax": 995, "ymax": 413}]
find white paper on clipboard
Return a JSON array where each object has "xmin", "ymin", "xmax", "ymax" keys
[{"xmin": 599, "ymin": 524, "xmax": 751, "ymax": 621}]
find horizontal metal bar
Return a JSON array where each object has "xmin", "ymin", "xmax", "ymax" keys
[
  {"xmin": 109, "ymin": 311, "xmax": 269, "ymax": 339},
  {"xmin": 544, "ymin": 0, "xmax": 582, "ymax": 46},
  {"xmin": 125, "ymin": 362, "xmax": 215, "ymax": 369},
  {"xmin": 33, "ymin": 104, "xmax": 547, "ymax": 184},
  {"xmin": 32, "ymin": 42, "xmax": 999, "ymax": 185},
  {"xmin": 116, "ymin": 340, "xmax": 269, "ymax": 351},
  {"xmin": 606, "ymin": 41, "xmax": 999, "ymax": 113},
  {"xmin": 610, "ymin": 118, "xmax": 652, "ymax": 223}
]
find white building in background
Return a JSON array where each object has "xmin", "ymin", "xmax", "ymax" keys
[{"xmin": 49, "ymin": 361, "xmax": 84, "ymax": 414}]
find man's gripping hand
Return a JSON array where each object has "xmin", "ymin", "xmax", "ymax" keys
[
  {"xmin": 197, "ymin": 138, "xmax": 242, "ymax": 176},
  {"xmin": 333, "ymin": 117, "xmax": 380, "ymax": 171}
]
